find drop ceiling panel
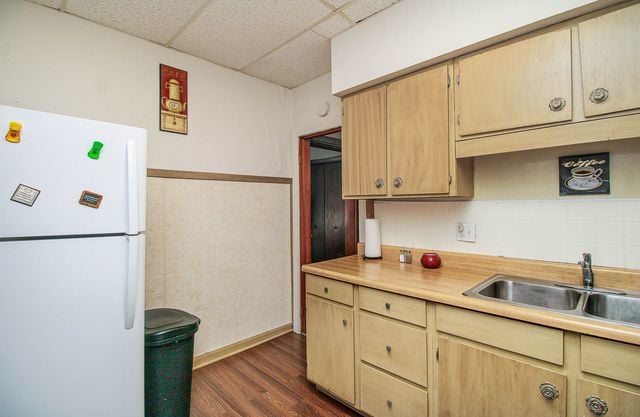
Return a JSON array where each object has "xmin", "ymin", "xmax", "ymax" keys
[
  {"xmin": 171, "ymin": 0, "xmax": 333, "ymax": 70},
  {"xmin": 65, "ymin": 0, "xmax": 205, "ymax": 44},
  {"xmin": 27, "ymin": 0, "xmax": 62, "ymax": 9},
  {"xmin": 313, "ymin": 14, "xmax": 353, "ymax": 38},
  {"xmin": 344, "ymin": 0, "xmax": 400, "ymax": 23},
  {"xmin": 243, "ymin": 31, "xmax": 331, "ymax": 88},
  {"xmin": 326, "ymin": 0, "xmax": 354, "ymax": 8}
]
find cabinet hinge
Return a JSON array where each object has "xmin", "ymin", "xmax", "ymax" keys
[
  {"xmin": 447, "ymin": 74, "xmax": 451, "ymax": 87},
  {"xmin": 456, "ymin": 74, "xmax": 461, "ymax": 85},
  {"xmin": 448, "ymin": 174, "xmax": 452, "ymax": 185},
  {"xmin": 436, "ymin": 347, "xmax": 440, "ymax": 361},
  {"xmin": 456, "ymin": 114, "xmax": 460, "ymax": 125}
]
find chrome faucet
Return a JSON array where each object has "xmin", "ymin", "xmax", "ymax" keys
[{"xmin": 579, "ymin": 253, "xmax": 594, "ymax": 290}]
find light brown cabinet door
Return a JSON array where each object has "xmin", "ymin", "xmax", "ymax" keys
[
  {"xmin": 305, "ymin": 295, "xmax": 355, "ymax": 404},
  {"xmin": 438, "ymin": 336, "xmax": 567, "ymax": 417},
  {"xmin": 388, "ymin": 65, "xmax": 450, "ymax": 195},
  {"xmin": 577, "ymin": 379, "xmax": 640, "ymax": 417},
  {"xmin": 579, "ymin": 3, "xmax": 640, "ymax": 117},
  {"xmin": 457, "ymin": 28, "xmax": 572, "ymax": 136},
  {"xmin": 342, "ymin": 85, "xmax": 387, "ymax": 197}
]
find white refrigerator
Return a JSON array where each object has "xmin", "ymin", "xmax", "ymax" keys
[{"xmin": 0, "ymin": 105, "xmax": 147, "ymax": 417}]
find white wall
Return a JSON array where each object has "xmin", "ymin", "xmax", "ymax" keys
[
  {"xmin": 0, "ymin": 0, "xmax": 292, "ymax": 177},
  {"xmin": 291, "ymin": 73, "xmax": 342, "ymax": 332},
  {"xmin": 331, "ymin": 0, "xmax": 618, "ymax": 95}
]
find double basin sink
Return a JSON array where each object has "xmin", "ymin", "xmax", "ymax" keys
[{"xmin": 464, "ymin": 275, "xmax": 640, "ymax": 328}]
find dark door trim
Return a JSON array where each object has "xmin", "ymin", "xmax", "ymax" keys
[{"xmin": 299, "ymin": 127, "xmax": 357, "ymax": 333}]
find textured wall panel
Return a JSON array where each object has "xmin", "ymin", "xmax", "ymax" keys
[{"xmin": 146, "ymin": 177, "xmax": 292, "ymax": 356}]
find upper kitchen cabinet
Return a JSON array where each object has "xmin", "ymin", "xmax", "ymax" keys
[
  {"xmin": 342, "ymin": 85, "xmax": 387, "ymax": 197},
  {"xmin": 456, "ymin": 28, "xmax": 573, "ymax": 136},
  {"xmin": 455, "ymin": 2, "xmax": 640, "ymax": 158},
  {"xmin": 341, "ymin": 63, "xmax": 473, "ymax": 200},
  {"xmin": 579, "ymin": 3, "xmax": 640, "ymax": 117},
  {"xmin": 388, "ymin": 64, "xmax": 450, "ymax": 195}
]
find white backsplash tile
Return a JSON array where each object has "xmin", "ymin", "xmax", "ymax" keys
[{"xmin": 375, "ymin": 199, "xmax": 640, "ymax": 270}]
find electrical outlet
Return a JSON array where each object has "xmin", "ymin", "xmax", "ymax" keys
[{"xmin": 456, "ymin": 222, "xmax": 476, "ymax": 243}]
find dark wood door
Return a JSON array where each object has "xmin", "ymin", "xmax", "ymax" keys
[
  {"xmin": 311, "ymin": 160, "xmax": 345, "ymax": 262},
  {"xmin": 311, "ymin": 164, "xmax": 326, "ymax": 262},
  {"xmin": 324, "ymin": 162, "xmax": 345, "ymax": 259}
]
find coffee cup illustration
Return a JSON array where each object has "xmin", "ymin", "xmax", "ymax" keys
[
  {"xmin": 571, "ymin": 166, "xmax": 602, "ymax": 178},
  {"xmin": 569, "ymin": 166, "xmax": 602, "ymax": 188}
]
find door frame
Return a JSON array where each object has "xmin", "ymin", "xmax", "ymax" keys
[{"xmin": 299, "ymin": 127, "xmax": 357, "ymax": 333}]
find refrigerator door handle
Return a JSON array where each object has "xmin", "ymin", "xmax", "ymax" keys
[
  {"xmin": 126, "ymin": 140, "xmax": 138, "ymax": 235},
  {"xmin": 124, "ymin": 236, "xmax": 138, "ymax": 330}
]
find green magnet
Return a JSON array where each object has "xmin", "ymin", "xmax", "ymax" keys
[{"xmin": 87, "ymin": 141, "xmax": 104, "ymax": 160}]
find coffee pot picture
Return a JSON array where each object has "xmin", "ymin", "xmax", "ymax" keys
[
  {"xmin": 162, "ymin": 79, "xmax": 186, "ymax": 114},
  {"xmin": 159, "ymin": 64, "xmax": 188, "ymax": 134}
]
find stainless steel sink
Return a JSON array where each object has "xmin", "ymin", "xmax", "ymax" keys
[
  {"xmin": 584, "ymin": 293, "xmax": 640, "ymax": 326},
  {"xmin": 476, "ymin": 278, "xmax": 582, "ymax": 310},
  {"xmin": 464, "ymin": 274, "xmax": 640, "ymax": 328}
]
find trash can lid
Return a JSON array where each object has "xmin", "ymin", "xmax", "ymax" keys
[{"xmin": 145, "ymin": 308, "xmax": 200, "ymax": 346}]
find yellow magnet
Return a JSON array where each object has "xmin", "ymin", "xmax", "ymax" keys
[{"xmin": 5, "ymin": 121, "xmax": 22, "ymax": 143}]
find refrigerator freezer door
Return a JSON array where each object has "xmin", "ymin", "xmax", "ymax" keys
[
  {"xmin": 0, "ymin": 235, "xmax": 144, "ymax": 417},
  {"xmin": 0, "ymin": 105, "xmax": 147, "ymax": 238}
]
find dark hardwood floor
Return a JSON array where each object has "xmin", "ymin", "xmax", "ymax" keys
[{"xmin": 191, "ymin": 332, "xmax": 361, "ymax": 417}]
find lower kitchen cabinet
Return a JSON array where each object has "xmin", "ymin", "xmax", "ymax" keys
[
  {"xmin": 306, "ymin": 294, "xmax": 355, "ymax": 404},
  {"xmin": 304, "ymin": 274, "xmax": 640, "ymax": 417},
  {"xmin": 576, "ymin": 379, "xmax": 640, "ymax": 417},
  {"xmin": 360, "ymin": 364, "xmax": 428, "ymax": 417},
  {"xmin": 437, "ymin": 336, "xmax": 567, "ymax": 417}
]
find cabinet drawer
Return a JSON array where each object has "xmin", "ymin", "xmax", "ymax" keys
[
  {"xmin": 359, "ymin": 287, "xmax": 426, "ymax": 327},
  {"xmin": 360, "ymin": 363, "xmax": 428, "ymax": 417},
  {"xmin": 581, "ymin": 336, "xmax": 640, "ymax": 386},
  {"xmin": 436, "ymin": 304, "xmax": 564, "ymax": 365},
  {"xmin": 577, "ymin": 378, "xmax": 640, "ymax": 417},
  {"xmin": 306, "ymin": 274, "xmax": 353, "ymax": 306},
  {"xmin": 359, "ymin": 312, "xmax": 427, "ymax": 386}
]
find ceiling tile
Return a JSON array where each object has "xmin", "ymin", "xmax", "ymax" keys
[
  {"xmin": 343, "ymin": 0, "xmax": 400, "ymax": 23},
  {"xmin": 171, "ymin": 0, "xmax": 332, "ymax": 70},
  {"xmin": 243, "ymin": 31, "xmax": 331, "ymax": 88},
  {"xmin": 26, "ymin": 0, "xmax": 62, "ymax": 8},
  {"xmin": 325, "ymin": 0, "xmax": 354, "ymax": 8},
  {"xmin": 65, "ymin": 0, "xmax": 205, "ymax": 44},
  {"xmin": 313, "ymin": 13, "xmax": 353, "ymax": 38}
]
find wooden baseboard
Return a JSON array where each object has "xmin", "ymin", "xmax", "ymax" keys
[{"xmin": 193, "ymin": 324, "xmax": 293, "ymax": 370}]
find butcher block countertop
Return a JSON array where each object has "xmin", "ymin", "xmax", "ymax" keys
[{"xmin": 302, "ymin": 245, "xmax": 640, "ymax": 346}]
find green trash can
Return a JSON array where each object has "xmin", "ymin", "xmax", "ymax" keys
[{"xmin": 145, "ymin": 308, "xmax": 200, "ymax": 417}]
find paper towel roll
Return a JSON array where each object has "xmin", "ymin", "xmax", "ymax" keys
[{"xmin": 364, "ymin": 218, "xmax": 381, "ymax": 258}]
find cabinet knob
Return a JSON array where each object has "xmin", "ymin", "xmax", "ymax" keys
[
  {"xmin": 387, "ymin": 400, "xmax": 393, "ymax": 408},
  {"xmin": 375, "ymin": 178, "xmax": 384, "ymax": 189},
  {"xmin": 386, "ymin": 345, "xmax": 392, "ymax": 353},
  {"xmin": 324, "ymin": 287, "xmax": 328, "ymax": 293},
  {"xmin": 539, "ymin": 382, "xmax": 559, "ymax": 400},
  {"xmin": 548, "ymin": 97, "xmax": 566, "ymax": 112},
  {"xmin": 342, "ymin": 319, "xmax": 347, "ymax": 327},
  {"xmin": 385, "ymin": 302, "xmax": 391, "ymax": 310},
  {"xmin": 393, "ymin": 177, "xmax": 404, "ymax": 188},
  {"xmin": 585, "ymin": 395, "xmax": 608, "ymax": 415},
  {"xmin": 590, "ymin": 88, "xmax": 609, "ymax": 104}
]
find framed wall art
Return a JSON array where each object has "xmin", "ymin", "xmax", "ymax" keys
[
  {"xmin": 559, "ymin": 152, "xmax": 610, "ymax": 196},
  {"xmin": 159, "ymin": 64, "xmax": 188, "ymax": 134}
]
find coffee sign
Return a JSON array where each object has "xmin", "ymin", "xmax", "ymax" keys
[{"xmin": 559, "ymin": 152, "xmax": 610, "ymax": 196}]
